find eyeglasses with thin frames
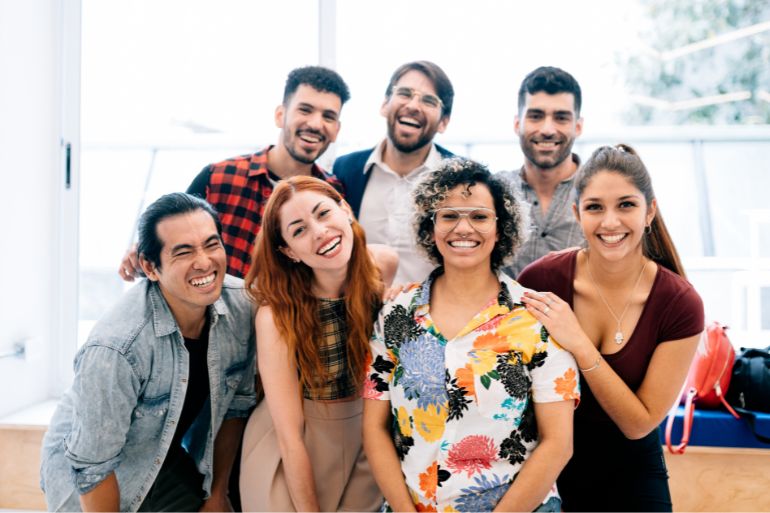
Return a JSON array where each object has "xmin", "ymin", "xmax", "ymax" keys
[
  {"xmin": 432, "ymin": 207, "xmax": 498, "ymax": 234},
  {"xmin": 391, "ymin": 86, "xmax": 443, "ymax": 110}
]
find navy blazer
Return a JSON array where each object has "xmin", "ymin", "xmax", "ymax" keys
[{"xmin": 332, "ymin": 144, "xmax": 454, "ymax": 218}]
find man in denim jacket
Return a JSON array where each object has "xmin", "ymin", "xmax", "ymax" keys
[{"xmin": 41, "ymin": 193, "xmax": 256, "ymax": 511}]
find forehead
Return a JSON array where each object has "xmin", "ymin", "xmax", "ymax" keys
[
  {"xmin": 393, "ymin": 69, "xmax": 437, "ymax": 94},
  {"xmin": 441, "ymin": 183, "xmax": 495, "ymax": 208},
  {"xmin": 582, "ymin": 170, "xmax": 643, "ymax": 198},
  {"xmin": 280, "ymin": 190, "xmax": 334, "ymax": 217},
  {"xmin": 287, "ymin": 84, "xmax": 342, "ymax": 113},
  {"xmin": 156, "ymin": 210, "xmax": 218, "ymax": 249},
  {"xmin": 522, "ymin": 91, "xmax": 576, "ymax": 114}
]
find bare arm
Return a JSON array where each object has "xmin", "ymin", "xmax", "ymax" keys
[
  {"xmin": 493, "ymin": 400, "xmax": 574, "ymax": 512},
  {"xmin": 199, "ymin": 418, "xmax": 245, "ymax": 512},
  {"xmin": 368, "ymin": 244, "xmax": 399, "ymax": 287},
  {"xmin": 79, "ymin": 472, "xmax": 119, "ymax": 512},
  {"xmin": 256, "ymin": 306, "xmax": 320, "ymax": 511},
  {"xmin": 523, "ymin": 291, "xmax": 700, "ymax": 439},
  {"xmin": 362, "ymin": 399, "xmax": 416, "ymax": 512},
  {"xmin": 118, "ymin": 243, "xmax": 141, "ymax": 282}
]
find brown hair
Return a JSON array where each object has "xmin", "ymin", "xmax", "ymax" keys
[
  {"xmin": 244, "ymin": 176, "xmax": 383, "ymax": 397},
  {"xmin": 575, "ymin": 144, "xmax": 686, "ymax": 277}
]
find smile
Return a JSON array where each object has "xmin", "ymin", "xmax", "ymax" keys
[
  {"xmin": 598, "ymin": 233, "xmax": 628, "ymax": 244},
  {"xmin": 298, "ymin": 130, "xmax": 323, "ymax": 144},
  {"xmin": 190, "ymin": 272, "xmax": 216, "ymax": 287},
  {"xmin": 398, "ymin": 116, "xmax": 422, "ymax": 129},
  {"xmin": 317, "ymin": 236, "xmax": 341, "ymax": 255},
  {"xmin": 448, "ymin": 240, "xmax": 480, "ymax": 248},
  {"xmin": 533, "ymin": 140, "xmax": 561, "ymax": 149}
]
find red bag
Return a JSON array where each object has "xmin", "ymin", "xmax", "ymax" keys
[{"xmin": 665, "ymin": 321, "xmax": 740, "ymax": 454}]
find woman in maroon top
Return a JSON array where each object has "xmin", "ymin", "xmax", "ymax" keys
[{"xmin": 518, "ymin": 144, "xmax": 704, "ymax": 512}]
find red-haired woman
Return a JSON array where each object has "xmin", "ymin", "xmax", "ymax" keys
[{"xmin": 240, "ymin": 176, "xmax": 396, "ymax": 511}]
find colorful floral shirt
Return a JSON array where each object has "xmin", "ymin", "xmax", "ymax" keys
[{"xmin": 364, "ymin": 270, "xmax": 579, "ymax": 512}]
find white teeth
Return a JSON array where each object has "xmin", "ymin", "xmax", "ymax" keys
[
  {"xmin": 449, "ymin": 240, "xmax": 479, "ymax": 248},
  {"xmin": 299, "ymin": 132, "xmax": 322, "ymax": 143},
  {"xmin": 190, "ymin": 273, "xmax": 215, "ymax": 287},
  {"xmin": 599, "ymin": 234, "xmax": 626, "ymax": 244},
  {"xmin": 318, "ymin": 237, "xmax": 341, "ymax": 255},
  {"xmin": 535, "ymin": 141, "xmax": 557, "ymax": 148},
  {"xmin": 398, "ymin": 117, "xmax": 421, "ymax": 128}
]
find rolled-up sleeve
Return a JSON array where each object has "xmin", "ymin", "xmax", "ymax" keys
[{"xmin": 64, "ymin": 345, "xmax": 140, "ymax": 494}]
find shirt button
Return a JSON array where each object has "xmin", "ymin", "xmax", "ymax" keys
[
  {"xmin": 154, "ymin": 458, "xmax": 162, "ymax": 466},
  {"xmin": 181, "ymin": 378, "xmax": 187, "ymax": 383},
  {"xmin": 533, "ymin": 200, "xmax": 539, "ymax": 205},
  {"xmin": 541, "ymin": 231, "xmax": 548, "ymax": 237},
  {"xmin": 169, "ymin": 420, "xmax": 175, "ymax": 425}
]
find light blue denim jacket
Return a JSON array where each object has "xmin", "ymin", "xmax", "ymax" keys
[{"xmin": 40, "ymin": 275, "xmax": 256, "ymax": 512}]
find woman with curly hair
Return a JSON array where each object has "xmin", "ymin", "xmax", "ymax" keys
[
  {"xmin": 239, "ymin": 176, "xmax": 396, "ymax": 511},
  {"xmin": 362, "ymin": 158, "xmax": 579, "ymax": 512},
  {"xmin": 518, "ymin": 144, "xmax": 703, "ymax": 511}
]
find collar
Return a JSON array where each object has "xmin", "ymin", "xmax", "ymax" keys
[
  {"xmin": 518, "ymin": 152, "xmax": 582, "ymax": 186},
  {"xmin": 412, "ymin": 267, "xmax": 521, "ymax": 317},
  {"xmin": 247, "ymin": 145, "xmax": 325, "ymax": 179},
  {"xmin": 148, "ymin": 280, "xmax": 229, "ymax": 337},
  {"xmin": 363, "ymin": 139, "xmax": 444, "ymax": 178}
]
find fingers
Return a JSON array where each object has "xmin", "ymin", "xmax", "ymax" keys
[
  {"xmin": 118, "ymin": 246, "xmax": 141, "ymax": 282},
  {"xmin": 383, "ymin": 283, "xmax": 406, "ymax": 302}
]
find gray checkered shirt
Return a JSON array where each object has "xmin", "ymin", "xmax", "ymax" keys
[{"xmin": 499, "ymin": 154, "xmax": 585, "ymax": 278}]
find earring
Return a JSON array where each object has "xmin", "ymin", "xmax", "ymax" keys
[
  {"xmin": 348, "ymin": 217, "xmax": 354, "ymax": 225},
  {"xmin": 644, "ymin": 225, "xmax": 652, "ymax": 235}
]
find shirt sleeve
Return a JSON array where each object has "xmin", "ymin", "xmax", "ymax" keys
[
  {"xmin": 363, "ymin": 304, "xmax": 398, "ymax": 401},
  {"xmin": 530, "ymin": 335, "xmax": 580, "ymax": 405},
  {"xmin": 186, "ymin": 166, "xmax": 211, "ymax": 199},
  {"xmin": 64, "ymin": 345, "xmax": 141, "ymax": 494},
  {"xmin": 225, "ymin": 322, "xmax": 258, "ymax": 419},
  {"xmin": 659, "ymin": 282, "xmax": 705, "ymax": 342}
]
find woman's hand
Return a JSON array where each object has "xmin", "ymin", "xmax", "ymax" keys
[
  {"xmin": 522, "ymin": 291, "xmax": 594, "ymax": 359},
  {"xmin": 383, "ymin": 282, "xmax": 407, "ymax": 302}
]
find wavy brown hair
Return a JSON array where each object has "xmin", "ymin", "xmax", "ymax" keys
[{"xmin": 245, "ymin": 176, "xmax": 383, "ymax": 398}]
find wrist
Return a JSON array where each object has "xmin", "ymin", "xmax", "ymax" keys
[{"xmin": 575, "ymin": 342, "xmax": 600, "ymax": 370}]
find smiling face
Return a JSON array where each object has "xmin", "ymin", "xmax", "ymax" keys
[
  {"xmin": 575, "ymin": 170, "xmax": 657, "ymax": 263},
  {"xmin": 278, "ymin": 190, "xmax": 354, "ymax": 272},
  {"xmin": 276, "ymin": 84, "xmax": 342, "ymax": 165},
  {"xmin": 140, "ymin": 209, "xmax": 227, "ymax": 326},
  {"xmin": 433, "ymin": 183, "xmax": 498, "ymax": 273},
  {"xmin": 516, "ymin": 91, "xmax": 582, "ymax": 170},
  {"xmin": 381, "ymin": 70, "xmax": 449, "ymax": 154}
]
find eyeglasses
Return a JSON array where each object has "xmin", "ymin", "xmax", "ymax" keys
[
  {"xmin": 391, "ymin": 86, "xmax": 443, "ymax": 110},
  {"xmin": 432, "ymin": 207, "xmax": 498, "ymax": 234}
]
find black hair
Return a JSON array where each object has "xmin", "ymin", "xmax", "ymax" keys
[
  {"xmin": 384, "ymin": 61, "xmax": 454, "ymax": 118},
  {"xmin": 137, "ymin": 192, "xmax": 222, "ymax": 270},
  {"xmin": 283, "ymin": 66, "xmax": 350, "ymax": 105},
  {"xmin": 518, "ymin": 66, "xmax": 582, "ymax": 116},
  {"xmin": 412, "ymin": 158, "xmax": 524, "ymax": 272}
]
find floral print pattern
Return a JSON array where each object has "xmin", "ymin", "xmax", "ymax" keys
[{"xmin": 364, "ymin": 270, "xmax": 579, "ymax": 511}]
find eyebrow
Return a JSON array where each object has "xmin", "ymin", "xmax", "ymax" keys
[
  {"xmin": 582, "ymin": 194, "xmax": 642, "ymax": 202},
  {"xmin": 286, "ymin": 201, "xmax": 325, "ymax": 228},
  {"xmin": 169, "ymin": 234, "xmax": 220, "ymax": 254}
]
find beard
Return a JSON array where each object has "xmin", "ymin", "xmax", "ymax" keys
[
  {"xmin": 282, "ymin": 129, "xmax": 328, "ymax": 165},
  {"xmin": 520, "ymin": 137, "xmax": 574, "ymax": 170},
  {"xmin": 387, "ymin": 119, "xmax": 435, "ymax": 154}
]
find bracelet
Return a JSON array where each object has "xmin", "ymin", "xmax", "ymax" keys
[{"xmin": 579, "ymin": 355, "xmax": 602, "ymax": 373}]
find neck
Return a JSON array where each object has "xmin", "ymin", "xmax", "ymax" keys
[
  {"xmin": 522, "ymin": 154, "xmax": 577, "ymax": 197},
  {"xmin": 583, "ymin": 248, "xmax": 648, "ymax": 290},
  {"xmin": 267, "ymin": 143, "xmax": 315, "ymax": 180},
  {"xmin": 435, "ymin": 265, "xmax": 498, "ymax": 304},
  {"xmin": 382, "ymin": 140, "xmax": 432, "ymax": 177},
  {"xmin": 311, "ymin": 266, "xmax": 348, "ymax": 299},
  {"xmin": 174, "ymin": 308, "xmax": 208, "ymax": 339}
]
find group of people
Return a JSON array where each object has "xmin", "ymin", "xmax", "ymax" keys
[{"xmin": 40, "ymin": 62, "xmax": 705, "ymax": 512}]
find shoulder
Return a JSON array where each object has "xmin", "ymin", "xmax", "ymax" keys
[
  {"xmin": 219, "ymin": 275, "xmax": 256, "ymax": 321},
  {"xmin": 518, "ymin": 249, "xmax": 578, "ymax": 290},
  {"xmin": 85, "ymin": 281, "xmax": 155, "ymax": 354},
  {"xmin": 206, "ymin": 150, "xmax": 266, "ymax": 176},
  {"xmin": 654, "ymin": 266, "xmax": 704, "ymax": 313},
  {"xmin": 435, "ymin": 144, "xmax": 454, "ymax": 158},
  {"xmin": 332, "ymin": 147, "xmax": 376, "ymax": 178}
]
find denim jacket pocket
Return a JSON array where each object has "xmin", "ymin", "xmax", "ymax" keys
[{"xmin": 133, "ymin": 393, "xmax": 170, "ymax": 419}]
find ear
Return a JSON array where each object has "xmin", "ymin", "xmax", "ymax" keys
[
  {"xmin": 436, "ymin": 115, "xmax": 450, "ymax": 134},
  {"xmin": 646, "ymin": 198, "xmax": 657, "ymax": 227},
  {"xmin": 572, "ymin": 202, "xmax": 580, "ymax": 222},
  {"xmin": 575, "ymin": 116, "xmax": 584, "ymax": 138},
  {"xmin": 139, "ymin": 256, "xmax": 160, "ymax": 282},
  {"xmin": 514, "ymin": 115, "xmax": 521, "ymax": 135},
  {"xmin": 340, "ymin": 200, "xmax": 354, "ymax": 220},
  {"xmin": 279, "ymin": 245, "xmax": 298, "ymax": 263},
  {"xmin": 328, "ymin": 119, "xmax": 340, "ymax": 143},
  {"xmin": 379, "ymin": 96, "xmax": 390, "ymax": 118},
  {"xmin": 274, "ymin": 104, "xmax": 285, "ymax": 129}
]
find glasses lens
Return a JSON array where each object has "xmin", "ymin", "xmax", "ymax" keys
[
  {"xmin": 421, "ymin": 94, "xmax": 441, "ymax": 108},
  {"xmin": 394, "ymin": 87, "xmax": 414, "ymax": 100},
  {"xmin": 434, "ymin": 208, "xmax": 496, "ymax": 233},
  {"xmin": 468, "ymin": 209, "xmax": 495, "ymax": 231}
]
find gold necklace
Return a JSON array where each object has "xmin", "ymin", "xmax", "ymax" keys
[{"xmin": 585, "ymin": 251, "xmax": 648, "ymax": 345}]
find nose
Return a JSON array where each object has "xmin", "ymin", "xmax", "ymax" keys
[
  {"xmin": 453, "ymin": 215, "xmax": 475, "ymax": 234},
  {"xmin": 540, "ymin": 116, "xmax": 556, "ymax": 136},
  {"xmin": 305, "ymin": 110, "xmax": 323, "ymax": 130},
  {"xmin": 600, "ymin": 208, "xmax": 621, "ymax": 229},
  {"xmin": 310, "ymin": 219, "xmax": 328, "ymax": 239},
  {"xmin": 191, "ymin": 249, "xmax": 211, "ymax": 270}
]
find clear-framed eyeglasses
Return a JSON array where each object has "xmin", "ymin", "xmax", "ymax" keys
[
  {"xmin": 432, "ymin": 207, "xmax": 498, "ymax": 234},
  {"xmin": 391, "ymin": 86, "xmax": 443, "ymax": 110}
]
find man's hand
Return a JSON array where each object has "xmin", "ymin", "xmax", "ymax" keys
[
  {"xmin": 199, "ymin": 492, "xmax": 233, "ymax": 512},
  {"xmin": 118, "ymin": 243, "xmax": 142, "ymax": 282}
]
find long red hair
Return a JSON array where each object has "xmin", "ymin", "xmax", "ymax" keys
[{"xmin": 245, "ymin": 176, "xmax": 383, "ymax": 397}]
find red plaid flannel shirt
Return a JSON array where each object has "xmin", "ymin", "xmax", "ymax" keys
[{"xmin": 197, "ymin": 146, "xmax": 344, "ymax": 278}]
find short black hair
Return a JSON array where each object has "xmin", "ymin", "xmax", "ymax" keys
[
  {"xmin": 518, "ymin": 66, "xmax": 582, "ymax": 116},
  {"xmin": 384, "ymin": 61, "xmax": 454, "ymax": 118},
  {"xmin": 283, "ymin": 66, "xmax": 351, "ymax": 105},
  {"xmin": 137, "ymin": 192, "xmax": 222, "ymax": 270},
  {"xmin": 412, "ymin": 158, "xmax": 524, "ymax": 272}
]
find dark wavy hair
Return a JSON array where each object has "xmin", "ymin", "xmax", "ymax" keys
[
  {"xmin": 137, "ymin": 192, "xmax": 221, "ymax": 270},
  {"xmin": 575, "ymin": 144, "xmax": 685, "ymax": 277},
  {"xmin": 384, "ymin": 61, "xmax": 454, "ymax": 118},
  {"xmin": 283, "ymin": 66, "xmax": 350, "ymax": 105},
  {"xmin": 518, "ymin": 66, "xmax": 582, "ymax": 116},
  {"xmin": 412, "ymin": 158, "xmax": 524, "ymax": 272}
]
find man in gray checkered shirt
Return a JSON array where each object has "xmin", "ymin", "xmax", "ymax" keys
[{"xmin": 500, "ymin": 66, "xmax": 586, "ymax": 278}]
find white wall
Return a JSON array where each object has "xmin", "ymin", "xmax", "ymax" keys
[{"xmin": 0, "ymin": 0, "xmax": 69, "ymax": 417}]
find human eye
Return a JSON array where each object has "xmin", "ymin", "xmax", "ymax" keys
[
  {"xmin": 555, "ymin": 113, "xmax": 572, "ymax": 122},
  {"xmin": 422, "ymin": 95, "xmax": 440, "ymax": 108},
  {"xmin": 395, "ymin": 87, "xmax": 413, "ymax": 99},
  {"xmin": 619, "ymin": 200, "xmax": 637, "ymax": 209},
  {"xmin": 323, "ymin": 111, "xmax": 338, "ymax": 122},
  {"xmin": 438, "ymin": 210, "xmax": 459, "ymax": 221},
  {"xmin": 291, "ymin": 226, "xmax": 306, "ymax": 238},
  {"xmin": 206, "ymin": 239, "xmax": 222, "ymax": 250},
  {"xmin": 583, "ymin": 202, "xmax": 602, "ymax": 211},
  {"xmin": 298, "ymin": 105, "xmax": 312, "ymax": 114},
  {"xmin": 318, "ymin": 208, "xmax": 331, "ymax": 218}
]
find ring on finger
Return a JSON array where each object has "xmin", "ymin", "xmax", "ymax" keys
[{"xmin": 543, "ymin": 306, "xmax": 550, "ymax": 315}]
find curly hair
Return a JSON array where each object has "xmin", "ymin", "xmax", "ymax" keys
[
  {"xmin": 412, "ymin": 158, "xmax": 524, "ymax": 272},
  {"xmin": 283, "ymin": 66, "xmax": 351, "ymax": 105}
]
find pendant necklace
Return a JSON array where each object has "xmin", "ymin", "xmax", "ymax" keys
[{"xmin": 585, "ymin": 252, "xmax": 648, "ymax": 345}]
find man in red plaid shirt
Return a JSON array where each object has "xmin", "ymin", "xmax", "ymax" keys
[{"xmin": 120, "ymin": 66, "xmax": 349, "ymax": 280}]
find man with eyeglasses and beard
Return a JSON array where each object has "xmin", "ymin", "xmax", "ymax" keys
[
  {"xmin": 333, "ymin": 61, "xmax": 455, "ymax": 284},
  {"xmin": 119, "ymin": 66, "xmax": 350, "ymax": 281},
  {"xmin": 499, "ymin": 66, "xmax": 586, "ymax": 278}
]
